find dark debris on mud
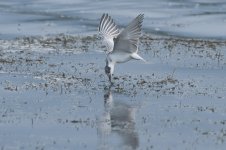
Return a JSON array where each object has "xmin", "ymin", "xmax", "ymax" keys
[
  {"xmin": 0, "ymin": 33, "xmax": 225, "ymax": 97},
  {"xmin": 0, "ymin": 34, "xmax": 98, "ymax": 53},
  {"xmin": 140, "ymin": 34, "xmax": 226, "ymax": 68}
]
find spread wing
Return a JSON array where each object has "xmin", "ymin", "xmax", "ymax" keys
[
  {"xmin": 98, "ymin": 13, "xmax": 120, "ymax": 52},
  {"xmin": 113, "ymin": 14, "xmax": 144, "ymax": 53}
]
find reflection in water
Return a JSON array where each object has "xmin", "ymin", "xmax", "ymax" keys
[{"xmin": 98, "ymin": 87, "xmax": 139, "ymax": 150}]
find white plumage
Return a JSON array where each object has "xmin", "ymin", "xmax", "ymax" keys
[{"xmin": 99, "ymin": 13, "xmax": 145, "ymax": 83}]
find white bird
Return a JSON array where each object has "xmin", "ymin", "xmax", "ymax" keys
[{"xmin": 98, "ymin": 13, "xmax": 145, "ymax": 83}]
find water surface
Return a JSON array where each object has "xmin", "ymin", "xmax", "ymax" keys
[
  {"xmin": 0, "ymin": 0, "xmax": 226, "ymax": 150},
  {"xmin": 1, "ymin": 0, "xmax": 226, "ymax": 39}
]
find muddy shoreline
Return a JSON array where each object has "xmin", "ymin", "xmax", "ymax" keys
[{"xmin": 0, "ymin": 31, "xmax": 226, "ymax": 149}]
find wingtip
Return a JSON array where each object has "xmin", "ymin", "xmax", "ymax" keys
[
  {"xmin": 139, "ymin": 14, "xmax": 144, "ymax": 22},
  {"xmin": 138, "ymin": 14, "xmax": 144, "ymax": 19},
  {"xmin": 102, "ymin": 13, "xmax": 108, "ymax": 17},
  {"xmin": 99, "ymin": 13, "xmax": 120, "ymax": 37},
  {"xmin": 99, "ymin": 13, "xmax": 108, "ymax": 32}
]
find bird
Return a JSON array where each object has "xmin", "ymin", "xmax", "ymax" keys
[{"xmin": 98, "ymin": 13, "xmax": 145, "ymax": 84}]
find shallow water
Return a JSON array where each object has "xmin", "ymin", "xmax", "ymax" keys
[
  {"xmin": 0, "ymin": 0, "xmax": 226, "ymax": 150},
  {"xmin": 0, "ymin": 34, "xmax": 226, "ymax": 150}
]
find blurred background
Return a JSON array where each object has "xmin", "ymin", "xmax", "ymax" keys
[{"xmin": 1, "ymin": 0, "xmax": 226, "ymax": 39}]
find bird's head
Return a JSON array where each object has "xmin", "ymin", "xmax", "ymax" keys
[
  {"xmin": 105, "ymin": 59, "xmax": 114, "ymax": 83},
  {"xmin": 105, "ymin": 59, "xmax": 112, "ymax": 82}
]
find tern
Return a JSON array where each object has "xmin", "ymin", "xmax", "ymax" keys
[{"xmin": 98, "ymin": 13, "xmax": 145, "ymax": 83}]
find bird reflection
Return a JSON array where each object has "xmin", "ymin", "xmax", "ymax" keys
[{"xmin": 98, "ymin": 86, "xmax": 139, "ymax": 150}]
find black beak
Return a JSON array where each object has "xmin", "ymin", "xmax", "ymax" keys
[
  {"xmin": 105, "ymin": 65, "xmax": 112, "ymax": 84},
  {"xmin": 108, "ymin": 74, "xmax": 112, "ymax": 83}
]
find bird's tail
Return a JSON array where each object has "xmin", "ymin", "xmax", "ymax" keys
[
  {"xmin": 131, "ymin": 53, "xmax": 152, "ymax": 64},
  {"xmin": 131, "ymin": 53, "xmax": 148, "ymax": 63}
]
